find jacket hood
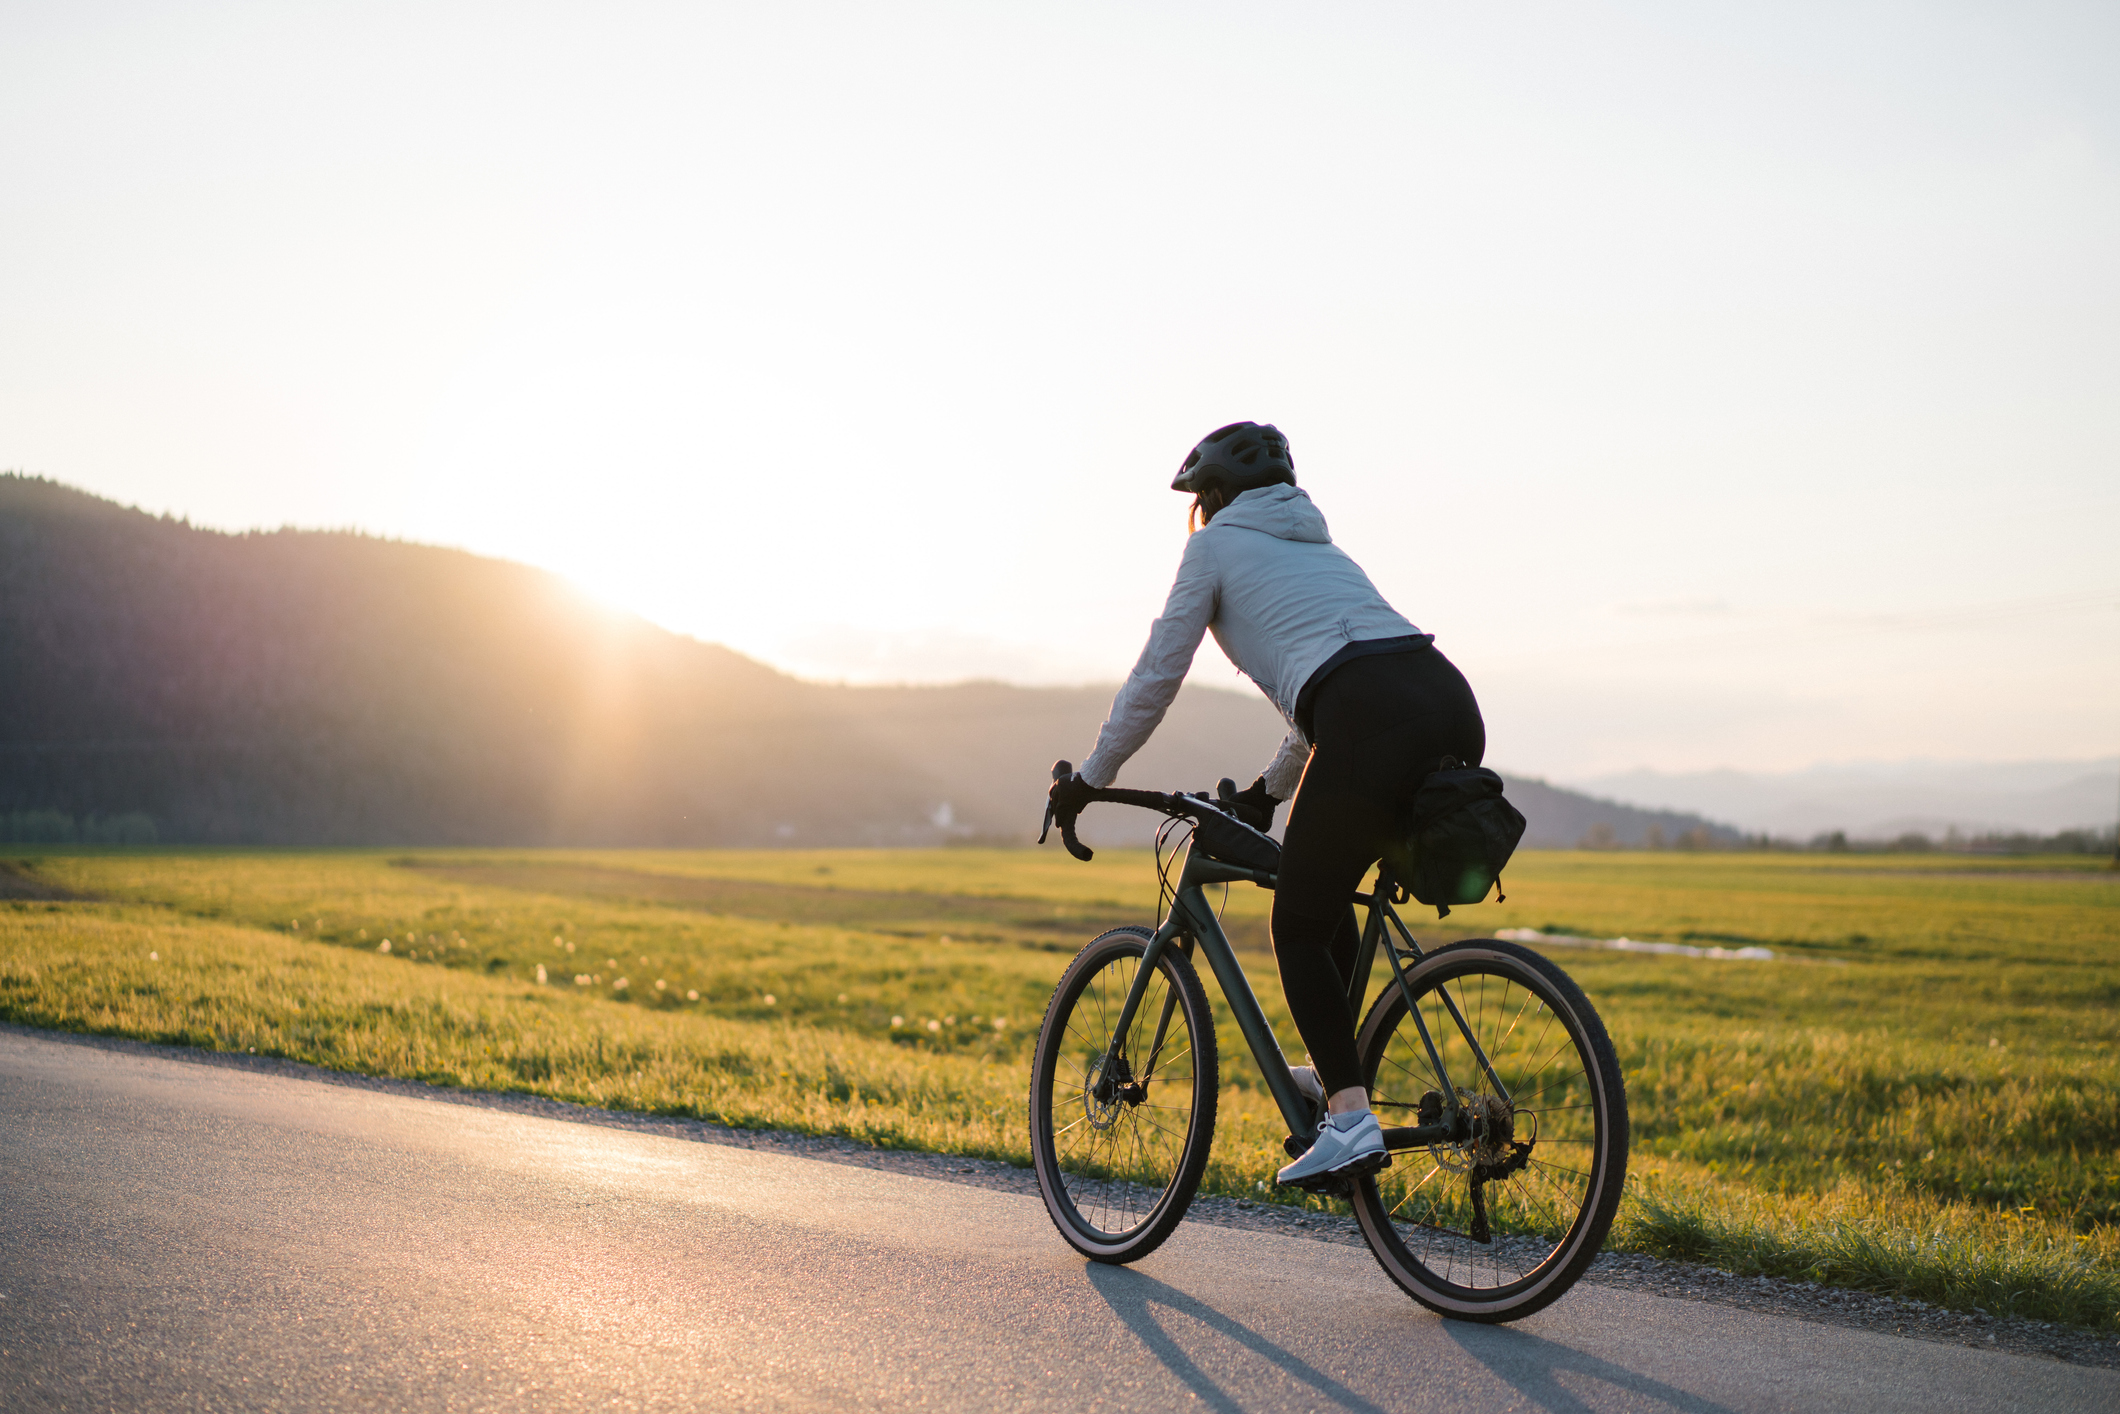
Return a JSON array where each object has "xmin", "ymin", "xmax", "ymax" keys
[{"xmin": 1209, "ymin": 483, "xmax": 1331, "ymax": 543}]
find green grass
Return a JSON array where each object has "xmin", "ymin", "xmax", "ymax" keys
[{"xmin": 4, "ymin": 846, "xmax": 2116, "ymax": 1329}]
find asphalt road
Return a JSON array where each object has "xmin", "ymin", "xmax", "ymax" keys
[{"xmin": 1, "ymin": 1031, "xmax": 2111, "ymax": 1413}]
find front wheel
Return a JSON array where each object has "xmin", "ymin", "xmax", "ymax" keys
[
  {"xmin": 1349, "ymin": 939, "xmax": 1628, "ymax": 1321},
  {"xmin": 1029, "ymin": 927, "xmax": 1218, "ymax": 1263}
]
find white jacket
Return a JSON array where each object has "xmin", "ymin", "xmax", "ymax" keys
[{"xmin": 1079, "ymin": 484, "xmax": 1420, "ymax": 799}]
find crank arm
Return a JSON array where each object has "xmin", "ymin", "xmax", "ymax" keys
[{"xmin": 1380, "ymin": 1122, "xmax": 1454, "ymax": 1150}]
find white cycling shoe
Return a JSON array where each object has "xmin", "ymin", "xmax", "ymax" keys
[{"xmin": 1275, "ymin": 1109, "xmax": 1387, "ymax": 1187}]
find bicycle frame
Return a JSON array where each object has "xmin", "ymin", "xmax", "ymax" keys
[{"xmin": 1102, "ymin": 842, "xmax": 1512, "ymax": 1151}]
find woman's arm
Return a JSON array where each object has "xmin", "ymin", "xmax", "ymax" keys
[
  {"xmin": 1077, "ymin": 536, "xmax": 1219, "ymax": 788},
  {"xmin": 1261, "ymin": 729, "xmax": 1310, "ymax": 801}
]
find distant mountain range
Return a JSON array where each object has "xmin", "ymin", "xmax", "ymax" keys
[
  {"xmin": 1570, "ymin": 760, "xmax": 2119, "ymax": 840},
  {"xmin": 2, "ymin": 475, "xmax": 1742, "ymax": 851}
]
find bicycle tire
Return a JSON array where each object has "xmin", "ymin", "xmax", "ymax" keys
[
  {"xmin": 1349, "ymin": 939, "xmax": 1628, "ymax": 1321},
  {"xmin": 1029, "ymin": 926, "xmax": 1218, "ymax": 1263}
]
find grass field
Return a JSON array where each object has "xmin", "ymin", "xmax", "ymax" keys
[{"xmin": 3, "ymin": 845, "xmax": 2116, "ymax": 1329}]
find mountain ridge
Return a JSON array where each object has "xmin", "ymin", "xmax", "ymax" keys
[
  {"xmin": 2, "ymin": 475, "xmax": 1741, "ymax": 851},
  {"xmin": 1572, "ymin": 760, "xmax": 2120, "ymax": 838}
]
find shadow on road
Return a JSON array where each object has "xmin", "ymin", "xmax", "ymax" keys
[
  {"xmin": 1442, "ymin": 1319, "xmax": 1738, "ymax": 1414},
  {"xmin": 1083, "ymin": 1262, "xmax": 1392, "ymax": 1414},
  {"xmin": 1084, "ymin": 1257, "xmax": 1741, "ymax": 1414}
]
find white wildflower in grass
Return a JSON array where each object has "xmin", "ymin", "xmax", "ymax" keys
[
  {"xmin": 762, "ymin": 993, "xmax": 776, "ymax": 1006},
  {"xmin": 379, "ymin": 940, "xmax": 391, "ymax": 953},
  {"xmin": 574, "ymin": 974, "xmax": 591, "ymax": 986},
  {"xmin": 535, "ymin": 964, "xmax": 548, "ymax": 984},
  {"xmin": 838, "ymin": 993, "xmax": 848, "ymax": 1004},
  {"xmin": 291, "ymin": 919, "xmax": 299, "ymax": 930},
  {"xmin": 614, "ymin": 978, "xmax": 629, "ymax": 991},
  {"xmin": 654, "ymin": 979, "xmax": 666, "ymax": 991},
  {"xmin": 148, "ymin": 951, "xmax": 159, "ymax": 961},
  {"xmin": 926, "ymin": 1019, "xmax": 941, "ymax": 1033},
  {"xmin": 686, "ymin": 989, "xmax": 699, "ymax": 1001},
  {"xmin": 891, "ymin": 1016, "xmax": 903, "ymax": 1028},
  {"xmin": 565, "ymin": 941, "xmax": 575, "ymax": 953},
  {"xmin": 552, "ymin": 936, "xmax": 563, "ymax": 948},
  {"xmin": 944, "ymin": 1015, "xmax": 956, "ymax": 1026},
  {"xmin": 639, "ymin": 956, "xmax": 648, "ymax": 965},
  {"xmin": 993, "ymin": 1017, "xmax": 1006, "ymax": 1031}
]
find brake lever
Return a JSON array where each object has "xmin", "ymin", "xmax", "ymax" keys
[{"xmin": 1041, "ymin": 759, "xmax": 1096, "ymax": 861}]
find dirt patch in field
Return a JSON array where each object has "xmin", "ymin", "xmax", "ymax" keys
[
  {"xmin": 0, "ymin": 861, "xmax": 88, "ymax": 901},
  {"xmin": 401, "ymin": 859, "xmax": 1275, "ymax": 952}
]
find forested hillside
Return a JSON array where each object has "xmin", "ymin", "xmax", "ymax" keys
[
  {"xmin": 0, "ymin": 476, "xmax": 1283, "ymax": 845},
  {"xmin": 1, "ymin": 475, "xmax": 1740, "ymax": 849}
]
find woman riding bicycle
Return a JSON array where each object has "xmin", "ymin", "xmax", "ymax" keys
[{"xmin": 1050, "ymin": 421, "xmax": 1486, "ymax": 1189}]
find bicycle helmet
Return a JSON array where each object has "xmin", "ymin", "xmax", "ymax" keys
[{"xmin": 1171, "ymin": 422, "xmax": 1295, "ymax": 496}]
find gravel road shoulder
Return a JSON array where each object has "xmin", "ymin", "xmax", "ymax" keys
[{"xmin": 13, "ymin": 1021, "xmax": 2114, "ymax": 1371}]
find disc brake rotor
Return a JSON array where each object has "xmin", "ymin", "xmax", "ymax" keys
[{"xmin": 1083, "ymin": 1050, "xmax": 1133, "ymax": 1131}]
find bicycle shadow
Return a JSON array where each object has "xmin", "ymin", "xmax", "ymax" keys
[
  {"xmin": 1081, "ymin": 1262, "xmax": 1392, "ymax": 1414},
  {"xmin": 1081, "ymin": 1260, "xmax": 1741, "ymax": 1414},
  {"xmin": 1439, "ymin": 1320, "xmax": 1739, "ymax": 1414}
]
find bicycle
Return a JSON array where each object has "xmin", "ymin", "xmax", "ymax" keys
[{"xmin": 1030, "ymin": 762, "xmax": 1629, "ymax": 1322}]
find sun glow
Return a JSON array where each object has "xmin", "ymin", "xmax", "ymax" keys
[{"xmin": 3, "ymin": 3, "xmax": 2114, "ymax": 774}]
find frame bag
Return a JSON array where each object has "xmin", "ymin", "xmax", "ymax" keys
[{"xmin": 1379, "ymin": 759, "xmax": 1526, "ymax": 917}]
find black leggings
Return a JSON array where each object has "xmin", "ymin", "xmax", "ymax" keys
[{"xmin": 1270, "ymin": 648, "xmax": 1485, "ymax": 1096}]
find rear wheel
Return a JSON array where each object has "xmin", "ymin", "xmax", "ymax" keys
[
  {"xmin": 1349, "ymin": 940, "xmax": 1627, "ymax": 1321},
  {"xmin": 1029, "ymin": 927, "xmax": 1218, "ymax": 1263}
]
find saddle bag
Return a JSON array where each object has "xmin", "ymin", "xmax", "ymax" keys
[{"xmin": 1379, "ymin": 760, "xmax": 1526, "ymax": 917}]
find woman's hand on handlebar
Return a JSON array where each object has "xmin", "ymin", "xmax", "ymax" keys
[
  {"xmin": 1041, "ymin": 760, "xmax": 1098, "ymax": 861},
  {"xmin": 1230, "ymin": 776, "xmax": 1281, "ymax": 832},
  {"xmin": 1048, "ymin": 769, "xmax": 1097, "ymax": 816}
]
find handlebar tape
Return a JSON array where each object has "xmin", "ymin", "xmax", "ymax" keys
[{"xmin": 1058, "ymin": 816, "xmax": 1093, "ymax": 862}]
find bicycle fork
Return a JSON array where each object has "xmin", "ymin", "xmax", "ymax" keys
[
  {"xmin": 1101, "ymin": 890, "xmax": 1321, "ymax": 1145},
  {"xmin": 1095, "ymin": 917, "xmax": 1187, "ymax": 1110}
]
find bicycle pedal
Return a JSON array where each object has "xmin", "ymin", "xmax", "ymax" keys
[
  {"xmin": 1333, "ymin": 1150, "xmax": 1392, "ymax": 1183},
  {"xmin": 1293, "ymin": 1175, "xmax": 1348, "ymax": 1197},
  {"xmin": 1282, "ymin": 1149, "xmax": 1391, "ymax": 1195}
]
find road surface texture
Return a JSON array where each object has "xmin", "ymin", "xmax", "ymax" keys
[{"xmin": 2, "ymin": 1030, "xmax": 2112, "ymax": 1412}]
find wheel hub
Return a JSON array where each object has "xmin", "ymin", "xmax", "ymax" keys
[
  {"xmin": 1431, "ymin": 1089, "xmax": 1516, "ymax": 1172},
  {"xmin": 1083, "ymin": 1050, "xmax": 1136, "ymax": 1130}
]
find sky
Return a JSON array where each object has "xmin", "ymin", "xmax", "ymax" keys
[{"xmin": 3, "ymin": 0, "xmax": 2116, "ymax": 780}]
